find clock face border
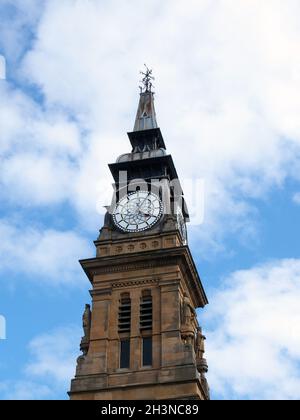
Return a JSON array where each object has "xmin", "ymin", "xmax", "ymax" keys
[{"xmin": 112, "ymin": 191, "xmax": 163, "ymax": 233}]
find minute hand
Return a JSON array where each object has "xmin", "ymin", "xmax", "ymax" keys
[
  {"xmin": 138, "ymin": 195, "xmax": 152, "ymax": 213},
  {"xmin": 138, "ymin": 194, "xmax": 151, "ymax": 208}
]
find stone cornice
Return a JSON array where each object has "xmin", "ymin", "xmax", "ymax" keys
[
  {"xmin": 89, "ymin": 288, "xmax": 112, "ymax": 297},
  {"xmin": 80, "ymin": 246, "xmax": 208, "ymax": 308}
]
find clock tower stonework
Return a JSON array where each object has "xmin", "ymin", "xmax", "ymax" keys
[{"xmin": 69, "ymin": 70, "xmax": 210, "ymax": 400}]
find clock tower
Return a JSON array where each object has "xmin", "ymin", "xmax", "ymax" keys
[{"xmin": 69, "ymin": 68, "xmax": 210, "ymax": 400}]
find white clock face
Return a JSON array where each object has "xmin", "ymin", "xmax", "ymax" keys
[{"xmin": 112, "ymin": 191, "xmax": 163, "ymax": 233}]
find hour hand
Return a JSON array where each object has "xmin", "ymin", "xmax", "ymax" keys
[{"xmin": 138, "ymin": 210, "xmax": 151, "ymax": 218}]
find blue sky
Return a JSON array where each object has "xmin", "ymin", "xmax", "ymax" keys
[{"xmin": 1, "ymin": 0, "xmax": 300, "ymax": 400}]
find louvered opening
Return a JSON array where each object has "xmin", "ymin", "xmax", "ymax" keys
[
  {"xmin": 118, "ymin": 294, "xmax": 131, "ymax": 333},
  {"xmin": 140, "ymin": 292, "xmax": 152, "ymax": 331}
]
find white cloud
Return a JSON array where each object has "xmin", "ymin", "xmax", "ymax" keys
[
  {"xmin": 203, "ymin": 259, "xmax": 300, "ymax": 400},
  {"xmin": 1, "ymin": 153, "xmax": 76, "ymax": 206},
  {"xmin": 0, "ymin": 325, "xmax": 81, "ymax": 400},
  {"xmin": 18, "ymin": 0, "xmax": 300, "ymax": 245},
  {"xmin": 0, "ymin": 380, "xmax": 52, "ymax": 400},
  {"xmin": 0, "ymin": 220, "xmax": 93, "ymax": 286},
  {"xmin": 292, "ymin": 192, "xmax": 300, "ymax": 205},
  {"xmin": 1, "ymin": 0, "xmax": 300, "ymax": 249},
  {"xmin": 0, "ymin": 315, "xmax": 6, "ymax": 340},
  {"xmin": 0, "ymin": 0, "xmax": 45, "ymax": 64},
  {"xmin": 0, "ymin": 82, "xmax": 84, "ymax": 206},
  {"xmin": 1, "ymin": 1, "xmax": 300, "ymax": 401},
  {"xmin": 25, "ymin": 326, "xmax": 81, "ymax": 384},
  {"xmin": 0, "ymin": 54, "xmax": 6, "ymax": 79},
  {"xmin": 0, "ymin": 83, "xmax": 81, "ymax": 157}
]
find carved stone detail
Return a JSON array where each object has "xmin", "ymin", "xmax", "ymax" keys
[
  {"xmin": 112, "ymin": 278, "xmax": 158, "ymax": 289},
  {"xmin": 195, "ymin": 327, "xmax": 206, "ymax": 361},
  {"xmin": 195, "ymin": 326, "xmax": 210, "ymax": 400},
  {"xmin": 95, "ymin": 234, "xmax": 181, "ymax": 258},
  {"xmin": 181, "ymin": 293, "xmax": 196, "ymax": 327},
  {"xmin": 198, "ymin": 358, "xmax": 210, "ymax": 400},
  {"xmin": 80, "ymin": 304, "xmax": 91, "ymax": 357},
  {"xmin": 180, "ymin": 293, "xmax": 197, "ymax": 346}
]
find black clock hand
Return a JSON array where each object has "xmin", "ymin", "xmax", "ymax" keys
[{"xmin": 138, "ymin": 194, "xmax": 150, "ymax": 211}]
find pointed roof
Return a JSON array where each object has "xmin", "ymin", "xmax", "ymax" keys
[{"xmin": 133, "ymin": 91, "xmax": 158, "ymax": 131}]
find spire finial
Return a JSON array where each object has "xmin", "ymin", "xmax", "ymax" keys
[
  {"xmin": 134, "ymin": 65, "xmax": 158, "ymax": 131},
  {"xmin": 139, "ymin": 64, "xmax": 155, "ymax": 93}
]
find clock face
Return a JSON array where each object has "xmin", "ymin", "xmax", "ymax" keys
[
  {"xmin": 177, "ymin": 208, "xmax": 187, "ymax": 244},
  {"xmin": 112, "ymin": 191, "xmax": 163, "ymax": 233}
]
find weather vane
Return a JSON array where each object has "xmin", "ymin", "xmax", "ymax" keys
[{"xmin": 139, "ymin": 64, "xmax": 155, "ymax": 93}]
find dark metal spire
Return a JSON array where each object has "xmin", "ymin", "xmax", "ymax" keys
[{"xmin": 134, "ymin": 65, "xmax": 158, "ymax": 131}]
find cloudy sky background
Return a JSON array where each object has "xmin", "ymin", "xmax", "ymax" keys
[{"xmin": 1, "ymin": 0, "xmax": 300, "ymax": 400}]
